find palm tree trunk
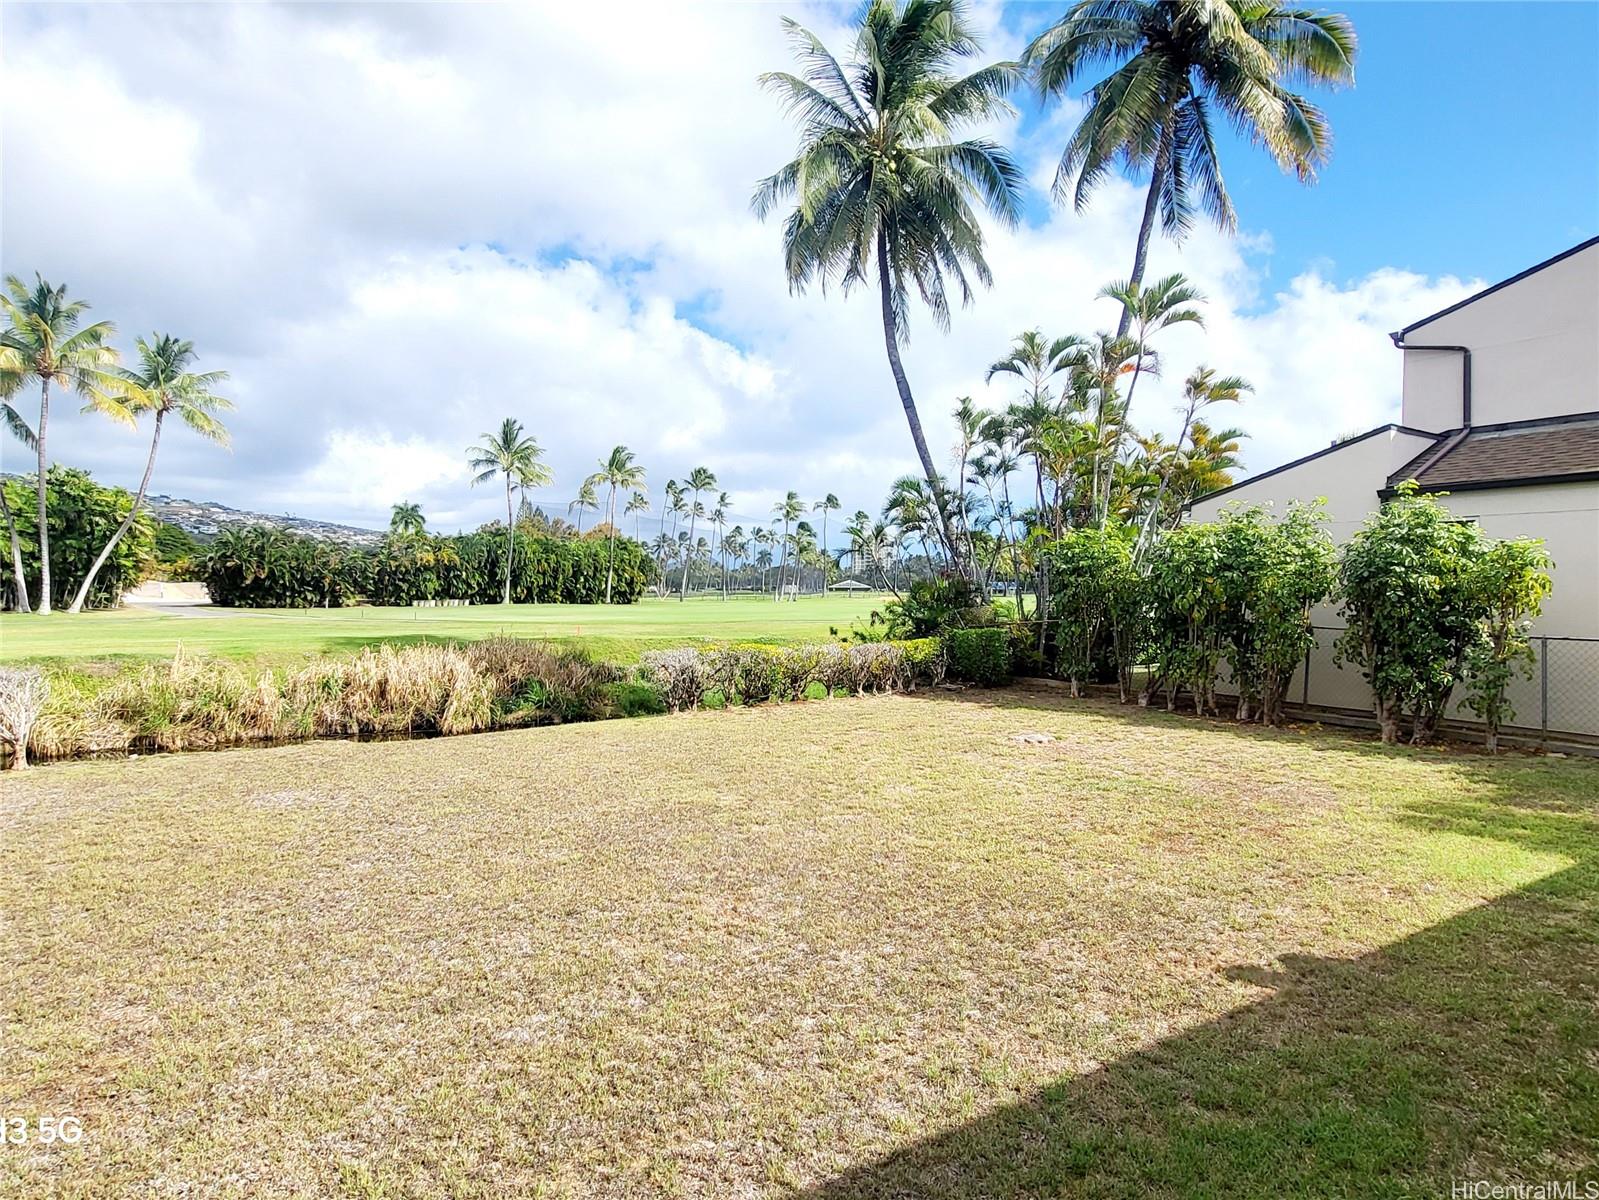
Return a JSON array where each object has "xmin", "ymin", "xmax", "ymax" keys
[
  {"xmin": 877, "ymin": 233, "xmax": 966, "ymax": 578},
  {"xmin": 604, "ymin": 483, "xmax": 618, "ymax": 604},
  {"xmin": 69, "ymin": 411, "xmax": 166, "ymax": 613},
  {"xmin": 679, "ymin": 511, "xmax": 695, "ymax": 600},
  {"xmin": 503, "ymin": 480, "xmax": 514, "ymax": 604},
  {"xmin": 34, "ymin": 380, "xmax": 51, "ymax": 613},
  {"xmin": 0, "ymin": 483, "xmax": 30, "ymax": 613},
  {"xmin": 775, "ymin": 519, "xmax": 789, "ymax": 602},
  {"xmin": 1118, "ymin": 127, "xmax": 1174, "ymax": 340},
  {"xmin": 1103, "ymin": 347, "xmax": 1147, "ymax": 527}
]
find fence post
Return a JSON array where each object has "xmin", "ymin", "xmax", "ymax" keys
[
  {"xmin": 1302, "ymin": 644, "xmax": 1312, "ymax": 708},
  {"xmin": 1540, "ymin": 636, "xmax": 1549, "ymax": 742}
]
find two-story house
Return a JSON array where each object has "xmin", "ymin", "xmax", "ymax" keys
[{"xmin": 1190, "ymin": 235, "xmax": 1598, "ymax": 640}]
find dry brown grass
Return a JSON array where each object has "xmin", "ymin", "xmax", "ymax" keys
[{"xmin": 1, "ymin": 684, "xmax": 1595, "ymax": 1197}]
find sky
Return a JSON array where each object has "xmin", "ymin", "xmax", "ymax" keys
[{"xmin": 3, "ymin": 0, "xmax": 1597, "ymax": 540}]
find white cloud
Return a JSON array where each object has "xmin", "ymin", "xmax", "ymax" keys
[{"xmin": 1, "ymin": 1, "xmax": 1479, "ymax": 537}]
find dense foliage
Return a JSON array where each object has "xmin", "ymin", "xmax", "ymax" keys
[
  {"xmin": 201, "ymin": 527, "xmax": 653, "ymax": 608},
  {"xmin": 945, "ymin": 627, "xmax": 1012, "ymax": 687},
  {"xmin": 1, "ymin": 469, "xmax": 154, "ymax": 611},
  {"xmin": 1338, "ymin": 487, "xmax": 1552, "ymax": 746}
]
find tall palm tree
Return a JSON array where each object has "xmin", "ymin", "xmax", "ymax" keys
[
  {"xmin": 1026, "ymin": 0, "xmax": 1357, "ymax": 335},
  {"xmin": 711, "ymin": 492, "xmax": 731, "ymax": 598},
  {"xmin": 755, "ymin": 0, "xmax": 1025, "ymax": 577},
  {"xmin": 390, "ymin": 501, "xmax": 426, "ymax": 536},
  {"xmin": 724, "ymin": 525, "xmax": 747, "ymax": 590},
  {"xmin": 1135, "ymin": 366, "xmax": 1250, "ymax": 555},
  {"xmin": 469, "ymin": 418, "xmax": 550, "ymax": 604},
  {"xmin": 569, "ymin": 481, "xmax": 599, "ymax": 534},
  {"xmin": 986, "ymin": 330, "xmax": 1087, "ymax": 513},
  {"xmin": 771, "ymin": 490, "xmax": 804, "ymax": 601},
  {"xmin": 585, "ymin": 445, "xmax": 647, "ymax": 603},
  {"xmin": 678, "ymin": 467, "xmax": 716, "ymax": 600},
  {"xmin": 663, "ymin": 479, "xmax": 680, "ymax": 540},
  {"xmin": 625, "ymin": 490, "xmax": 650, "ymax": 543},
  {"xmin": 69, "ymin": 335, "xmax": 233, "ymax": 613},
  {"xmin": 813, "ymin": 493, "xmax": 840, "ymax": 586},
  {"xmin": 0, "ymin": 275, "xmax": 122, "ymax": 612}
]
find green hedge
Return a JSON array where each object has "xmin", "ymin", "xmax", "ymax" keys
[
  {"xmin": 945, "ymin": 627, "xmax": 1011, "ymax": 687},
  {"xmin": 202, "ymin": 527, "xmax": 653, "ymax": 608}
]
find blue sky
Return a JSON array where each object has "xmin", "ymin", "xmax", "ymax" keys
[
  {"xmin": 4, "ymin": 1, "xmax": 1596, "ymax": 534},
  {"xmin": 1003, "ymin": 1, "xmax": 1599, "ymax": 293}
]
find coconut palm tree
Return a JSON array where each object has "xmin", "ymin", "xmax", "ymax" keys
[
  {"xmin": 1135, "ymin": 366, "xmax": 1250, "ymax": 555},
  {"xmin": 677, "ymin": 467, "xmax": 716, "ymax": 600},
  {"xmin": 662, "ymin": 479, "xmax": 680, "ymax": 539},
  {"xmin": 469, "ymin": 418, "xmax": 550, "ymax": 604},
  {"xmin": 585, "ymin": 445, "xmax": 647, "ymax": 603},
  {"xmin": 625, "ymin": 491, "xmax": 650, "ymax": 543},
  {"xmin": 569, "ymin": 481, "xmax": 599, "ymax": 534},
  {"xmin": 711, "ymin": 492, "xmax": 731, "ymax": 598},
  {"xmin": 756, "ymin": 547, "xmax": 774, "ymax": 591},
  {"xmin": 69, "ymin": 335, "xmax": 233, "ymax": 613},
  {"xmin": 390, "ymin": 501, "xmax": 426, "ymax": 536},
  {"xmin": 724, "ymin": 525, "xmax": 747, "ymax": 590},
  {"xmin": 1026, "ymin": 0, "xmax": 1357, "ymax": 335},
  {"xmin": 0, "ymin": 275, "xmax": 123, "ymax": 612},
  {"xmin": 754, "ymin": 0, "xmax": 1025, "ymax": 577},
  {"xmin": 771, "ymin": 490, "xmax": 804, "ymax": 601},
  {"xmin": 812, "ymin": 493, "xmax": 840, "ymax": 586}
]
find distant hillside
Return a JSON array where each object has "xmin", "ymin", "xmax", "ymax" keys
[{"xmin": 148, "ymin": 495, "xmax": 385, "ymax": 547}]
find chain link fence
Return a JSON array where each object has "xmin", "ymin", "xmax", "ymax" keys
[{"xmin": 1293, "ymin": 627, "xmax": 1599, "ymax": 741}]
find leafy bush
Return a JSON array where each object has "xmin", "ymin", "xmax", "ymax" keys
[
  {"xmin": 1337, "ymin": 485, "xmax": 1492, "ymax": 745},
  {"xmin": 1048, "ymin": 527, "xmax": 1134, "ymax": 697},
  {"xmin": 1460, "ymin": 538, "xmax": 1553, "ymax": 752},
  {"xmin": 603, "ymin": 680, "xmax": 667, "ymax": 717},
  {"xmin": 945, "ymin": 627, "xmax": 1011, "ymax": 686}
]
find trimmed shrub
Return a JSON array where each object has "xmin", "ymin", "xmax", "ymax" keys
[
  {"xmin": 602, "ymin": 680, "xmax": 667, "ymax": 717},
  {"xmin": 945, "ymin": 627, "xmax": 1011, "ymax": 686}
]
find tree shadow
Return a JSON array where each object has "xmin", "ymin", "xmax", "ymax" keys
[{"xmin": 805, "ymin": 728, "xmax": 1599, "ymax": 1197}]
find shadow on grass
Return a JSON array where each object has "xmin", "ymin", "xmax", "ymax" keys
[{"xmin": 809, "ymin": 693, "xmax": 1599, "ymax": 1197}]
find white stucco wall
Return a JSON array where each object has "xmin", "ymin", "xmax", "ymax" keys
[
  {"xmin": 1440, "ymin": 481, "xmax": 1599, "ymax": 639},
  {"xmin": 1187, "ymin": 426, "xmax": 1438, "ymax": 543},
  {"xmin": 1400, "ymin": 241, "xmax": 1599, "ymax": 432}
]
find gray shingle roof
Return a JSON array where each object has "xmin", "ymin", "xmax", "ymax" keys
[{"xmin": 1388, "ymin": 414, "xmax": 1599, "ymax": 491}]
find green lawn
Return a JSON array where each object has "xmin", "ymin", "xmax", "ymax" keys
[
  {"xmin": 2, "ymin": 685, "xmax": 1594, "ymax": 1196},
  {"xmin": 0, "ymin": 592, "xmax": 891, "ymax": 666}
]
